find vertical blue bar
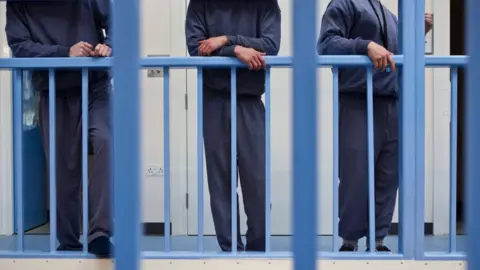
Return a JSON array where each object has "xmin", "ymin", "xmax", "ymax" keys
[
  {"xmin": 449, "ymin": 68, "xmax": 458, "ymax": 253},
  {"xmin": 81, "ymin": 69, "xmax": 89, "ymax": 253},
  {"xmin": 230, "ymin": 68, "xmax": 237, "ymax": 253},
  {"xmin": 13, "ymin": 69, "xmax": 24, "ymax": 252},
  {"xmin": 414, "ymin": 0, "xmax": 426, "ymax": 259},
  {"xmin": 48, "ymin": 69, "xmax": 57, "ymax": 253},
  {"xmin": 292, "ymin": 0, "xmax": 317, "ymax": 268},
  {"xmin": 397, "ymin": 0, "xmax": 402, "ymax": 52},
  {"xmin": 399, "ymin": 0, "xmax": 416, "ymax": 259},
  {"xmin": 197, "ymin": 68, "xmax": 204, "ymax": 252},
  {"xmin": 332, "ymin": 68, "xmax": 339, "ymax": 252},
  {"xmin": 466, "ymin": 0, "xmax": 480, "ymax": 267},
  {"xmin": 113, "ymin": 0, "xmax": 141, "ymax": 267},
  {"xmin": 397, "ymin": 0, "xmax": 404, "ymax": 254},
  {"xmin": 163, "ymin": 68, "xmax": 171, "ymax": 252},
  {"xmin": 265, "ymin": 68, "xmax": 271, "ymax": 253},
  {"xmin": 366, "ymin": 68, "xmax": 375, "ymax": 252}
]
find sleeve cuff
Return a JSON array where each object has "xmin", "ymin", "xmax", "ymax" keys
[
  {"xmin": 105, "ymin": 41, "xmax": 113, "ymax": 56},
  {"xmin": 104, "ymin": 39, "xmax": 112, "ymax": 49},
  {"xmin": 226, "ymin": 35, "xmax": 237, "ymax": 46},
  {"xmin": 221, "ymin": 45, "xmax": 236, "ymax": 56},
  {"xmin": 58, "ymin": 46, "xmax": 70, "ymax": 57},
  {"xmin": 354, "ymin": 39, "xmax": 371, "ymax": 55}
]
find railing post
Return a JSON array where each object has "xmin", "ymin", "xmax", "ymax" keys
[
  {"xmin": 113, "ymin": 0, "xmax": 141, "ymax": 268},
  {"xmin": 13, "ymin": 69, "xmax": 23, "ymax": 252},
  {"xmin": 399, "ymin": 0, "xmax": 416, "ymax": 260},
  {"xmin": 466, "ymin": 0, "xmax": 480, "ymax": 268},
  {"xmin": 414, "ymin": 0, "xmax": 426, "ymax": 260},
  {"xmin": 292, "ymin": 0, "xmax": 317, "ymax": 269}
]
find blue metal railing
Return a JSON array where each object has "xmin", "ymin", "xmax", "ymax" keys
[{"xmin": 0, "ymin": 55, "xmax": 468, "ymax": 259}]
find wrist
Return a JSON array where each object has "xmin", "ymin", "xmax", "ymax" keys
[
  {"xmin": 221, "ymin": 36, "xmax": 228, "ymax": 46},
  {"xmin": 367, "ymin": 41, "xmax": 374, "ymax": 51},
  {"xmin": 355, "ymin": 39, "xmax": 372, "ymax": 54},
  {"xmin": 61, "ymin": 46, "xmax": 72, "ymax": 57},
  {"xmin": 226, "ymin": 35, "xmax": 237, "ymax": 46},
  {"xmin": 233, "ymin": 45, "xmax": 243, "ymax": 56}
]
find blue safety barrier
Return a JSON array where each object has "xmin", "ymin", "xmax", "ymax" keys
[
  {"xmin": 0, "ymin": 0, "xmax": 477, "ymax": 269},
  {"xmin": 0, "ymin": 54, "xmax": 468, "ymax": 258}
]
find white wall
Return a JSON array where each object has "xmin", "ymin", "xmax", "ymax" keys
[
  {"xmin": 431, "ymin": 0, "xmax": 453, "ymax": 235},
  {"xmin": 139, "ymin": 0, "xmax": 188, "ymax": 233}
]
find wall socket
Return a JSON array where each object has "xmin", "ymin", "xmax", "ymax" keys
[{"xmin": 146, "ymin": 165, "xmax": 164, "ymax": 176}]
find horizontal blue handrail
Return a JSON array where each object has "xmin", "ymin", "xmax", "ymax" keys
[{"xmin": 0, "ymin": 55, "xmax": 467, "ymax": 69}]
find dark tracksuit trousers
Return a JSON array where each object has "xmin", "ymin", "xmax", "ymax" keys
[
  {"xmin": 38, "ymin": 85, "xmax": 112, "ymax": 249},
  {"xmin": 203, "ymin": 89, "xmax": 266, "ymax": 252},
  {"xmin": 338, "ymin": 93, "xmax": 399, "ymax": 241}
]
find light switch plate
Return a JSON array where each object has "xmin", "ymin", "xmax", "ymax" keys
[
  {"xmin": 146, "ymin": 54, "xmax": 169, "ymax": 78},
  {"xmin": 147, "ymin": 69, "xmax": 163, "ymax": 78}
]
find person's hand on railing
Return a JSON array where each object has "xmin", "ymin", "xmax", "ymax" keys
[
  {"xmin": 92, "ymin": 44, "xmax": 112, "ymax": 57},
  {"xmin": 425, "ymin": 13, "xmax": 433, "ymax": 35},
  {"xmin": 198, "ymin": 36, "xmax": 228, "ymax": 56},
  {"xmin": 69, "ymin": 41, "xmax": 94, "ymax": 57},
  {"xmin": 234, "ymin": 46, "xmax": 266, "ymax": 71},
  {"xmin": 367, "ymin": 41, "xmax": 396, "ymax": 72}
]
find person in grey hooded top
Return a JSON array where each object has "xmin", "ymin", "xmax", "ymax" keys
[
  {"xmin": 185, "ymin": 0, "xmax": 281, "ymax": 252},
  {"xmin": 318, "ymin": 0, "xmax": 432, "ymax": 252}
]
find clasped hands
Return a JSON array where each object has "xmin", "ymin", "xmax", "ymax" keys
[
  {"xmin": 69, "ymin": 41, "xmax": 111, "ymax": 57},
  {"xmin": 199, "ymin": 36, "xmax": 266, "ymax": 71}
]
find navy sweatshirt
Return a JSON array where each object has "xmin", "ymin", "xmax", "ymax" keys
[
  {"xmin": 5, "ymin": 0, "xmax": 111, "ymax": 95},
  {"xmin": 317, "ymin": 0, "xmax": 398, "ymax": 97},
  {"xmin": 185, "ymin": 0, "xmax": 281, "ymax": 97}
]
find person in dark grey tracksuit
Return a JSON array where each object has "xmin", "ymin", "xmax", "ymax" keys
[
  {"xmin": 318, "ymin": 0, "xmax": 433, "ymax": 252},
  {"xmin": 6, "ymin": 0, "xmax": 114, "ymax": 258},
  {"xmin": 185, "ymin": 0, "xmax": 281, "ymax": 252}
]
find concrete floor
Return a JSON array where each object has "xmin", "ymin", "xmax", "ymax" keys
[{"xmin": 0, "ymin": 228, "xmax": 467, "ymax": 253}]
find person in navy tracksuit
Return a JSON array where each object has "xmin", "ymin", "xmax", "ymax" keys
[
  {"xmin": 185, "ymin": 0, "xmax": 281, "ymax": 252},
  {"xmin": 6, "ymin": 0, "xmax": 113, "ymax": 258},
  {"xmin": 318, "ymin": 0, "xmax": 433, "ymax": 252}
]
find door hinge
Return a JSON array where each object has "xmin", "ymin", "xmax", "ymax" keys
[
  {"xmin": 186, "ymin": 193, "xmax": 189, "ymax": 209},
  {"xmin": 184, "ymin": 93, "xmax": 188, "ymax": 110}
]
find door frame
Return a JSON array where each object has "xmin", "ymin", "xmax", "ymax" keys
[
  {"xmin": 431, "ymin": 0, "xmax": 453, "ymax": 235},
  {"xmin": 167, "ymin": 0, "xmax": 189, "ymax": 235},
  {"xmin": 0, "ymin": 2, "xmax": 14, "ymax": 236}
]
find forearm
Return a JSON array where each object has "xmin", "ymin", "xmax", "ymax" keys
[
  {"xmin": 185, "ymin": 0, "xmax": 208, "ymax": 57},
  {"xmin": 226, "ymin": 35, "xmax": 279, "ymax": 55},
  {"xmin": 318, "ymin": 35, "xmax": 370, "ymax": 55},
  {"xmin": 211, "ymin": 45, "xmax": 236, "ymax": 57},
  {"xmin": 10, "ymin": 41, "xmax": 70, "ymax": 57}
]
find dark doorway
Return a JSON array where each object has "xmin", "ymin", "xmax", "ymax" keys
[{"xmin": 450, "ymin": 0, "xmax": 465, "ymax": 227}]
